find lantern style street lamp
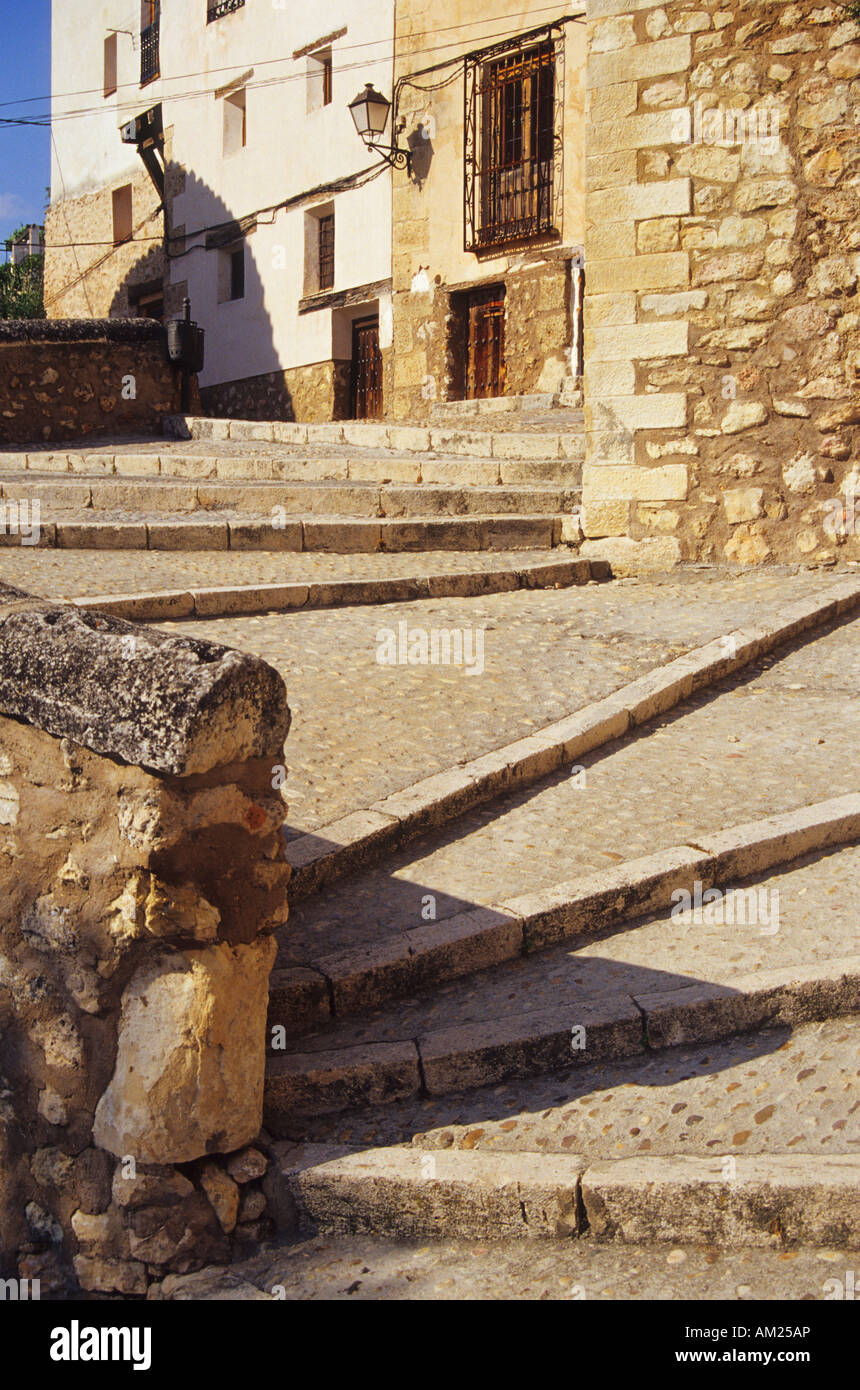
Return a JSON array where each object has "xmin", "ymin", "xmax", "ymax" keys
[{"xmin": 348, "ymin": 84, "xmax": 411, "ymax": 169}]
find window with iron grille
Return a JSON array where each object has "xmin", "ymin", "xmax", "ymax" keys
[
  {"xmin": 317, "ymin": 213, "xmax": 335, "ymax": 291},
  {"xmin": 208, "ymin": 0, "xmax": 245, "ymax": 22},
  {"xmin": 464, "ymin": 30, "xmax": 562, "ymax": 253},
  {"xmin": 140, "ymin": 1, "xmax": 160, "ymax": 86}
]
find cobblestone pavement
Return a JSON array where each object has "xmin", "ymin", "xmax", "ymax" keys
[
  {"xmin": 0, "ymin": 547, "xmax": 561, "ymax": 602},
  {"xmin": 155, "ymin": 568, "xmax": 853, "ymax": 836},
  {"xmin": 155, "ymin": 1231, "xmax": 858, "ymax": 1301},
  {"xmin": 297, "ymin": 1012, "xmax": 860, "ymax": 1159},
  {"xmin": 280, "ymin": 616, "xmax": 858, "ymax": 961}
]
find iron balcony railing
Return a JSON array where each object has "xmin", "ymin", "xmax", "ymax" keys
[
  {"xmin": 140, "ymin": 19, "xmax": 160, "ymax": 85},
  {"xmin": 208, "ymin": 0, "xmax": 246, "ymax": 21}
]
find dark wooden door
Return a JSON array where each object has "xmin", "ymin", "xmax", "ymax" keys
[
  {"xmin": 467, "ymin": 291, "xmax": 505, "ymax": 399},
  {"xmin": 351, "ymin": 316, "xmax": 383, "ymax": 419}
]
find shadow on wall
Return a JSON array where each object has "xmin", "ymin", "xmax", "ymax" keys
[
  {"xmin": 109, "ymin": 163, "xmax": 291, "ymax": 421},
  {"xmin": 407, "ymin": 123, "xmax": 434, "ymax": 187}
]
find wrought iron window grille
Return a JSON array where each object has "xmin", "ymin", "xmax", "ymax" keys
[
  {"xmin": 464, "ymin": 25, "xmax": 564, "ymax": 253},
  {"xmin": 208, "ymin": 0, "xmax": 246, "ymax": 22},
  {"xmin": 140, "ymin": 16, "xmax": 160, "ymax": 85}
]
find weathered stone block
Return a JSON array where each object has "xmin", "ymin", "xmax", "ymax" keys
[{"xmin": 93, "ymin": 938, "xmax": 277, "ymax": 1165}]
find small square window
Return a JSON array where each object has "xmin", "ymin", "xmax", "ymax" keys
[
  {"xmin": 112, "ymin": 185, "xmax": 133, "ymax": 245},
  {"xmin": 104, "ymin": 33, "xmax": 118, "ymax": 97},
  {"xmin": 219, "ymin": 244, "xmax": 245, "ymax": 302},
  {"xmin": 223, "ymin": 88, "xmax": 247, "ymax": 156}
]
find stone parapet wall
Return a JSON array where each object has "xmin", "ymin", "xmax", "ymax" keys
[
  {"xmin": 581, "ymin": 0, "xmax": 860, "ymax": 567},
  {"xmin": 0, "ymin": 320, "xmax": 184, "ymax": 446},
  {"xmin": 0, "ymin": 584, "xmax": 290, "ymax": 1295}
]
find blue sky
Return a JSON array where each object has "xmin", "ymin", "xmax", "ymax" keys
[{"xmin": 0, "ymin": 0, "xmax": 51, "ymax": 247}]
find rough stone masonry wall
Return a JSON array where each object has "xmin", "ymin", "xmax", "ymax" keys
[
  {"xmin": 0, "ymin": 584, "xmax": 290, "ymax": 1296},
  {"xmin": 199, "ymin": 358, "xmax": 352, "ymax": 423},
  {"xmin": 44, "ymin": 166, "xmax": 166, "ymax": 322},
  {"xmin": 581, "ymin": 0, "xmax": 860, "ymax": 568},
  {"xmin": 0, "ymin": 320, "xmax": 183, "ymax": 446}
]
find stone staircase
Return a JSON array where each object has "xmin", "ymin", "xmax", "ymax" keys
[
  {"xmin": 0, "ymin": 404, "xmax": 585, "ymax": 554},
  {"xmin": 255, "ymin": 581, "xmax": 860, "ymax": 1250}
]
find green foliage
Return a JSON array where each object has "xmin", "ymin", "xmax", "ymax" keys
[
  {"xmin": 845, "ymin": 1, "xmax": 860, "ymax": 19},
  {"xmin": 0, "ymin": 254, "xmax": 45, "ymax": 320}
]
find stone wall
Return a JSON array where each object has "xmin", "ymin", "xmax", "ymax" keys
[
  {"xmin": 0, "ymin": 584, "xmax": 290, "ymax": 1295},
  {"xmin": 0, "ymin": 320, "xmax": 184, "ymax": 446},
  {"xmin": 581, "ymin": 0, "xmax": 860, "ymax": 569},
  {"xmin": 44, "ymin": 167, "xmax": 167, "ymax": 322},
  {"xmin": 199, "ymin": 358, "xmax": 356, "ymax": 423}
]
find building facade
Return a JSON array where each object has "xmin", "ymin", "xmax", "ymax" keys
[
  {"xmin": 44, "ymin": 2, "xmax": 860, "ymax": 569},
  {"xmin": 389, "ymin": 4, "xmax": 587, "ymax": 418},
  {"xmin": 47, "ymin": 0, "xmax": 395, "ymax": 420}
]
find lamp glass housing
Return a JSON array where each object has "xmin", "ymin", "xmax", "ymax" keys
[{"xmin": 349, "ymin": 83, "xmax": 391, "ymax": 144}]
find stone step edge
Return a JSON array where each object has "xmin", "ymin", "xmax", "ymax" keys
[
  {"xmin": 264, "ymin": 953, "xmax": 860, "ymax": 1121},
  {"xmin": 0, "ymin": 453, "xmax": 585, "ymax": 482},
  {"xmin": 165, "ymin": 415, "xmax": 584, "ymax": 459},
  {"xmin": 268, "ymin": 1142, "xmax": 860, "ymax": 1247},
  {"xmin": 73, "ymin": 556, "xmax": 604, "ymax": 623},
  {"xmin": 284, "ymin": 577, "xmax": 860, "ymax": 901},
  {"xmin": 10, "ymin": 514, "xmax": 567, "ymax": 554},
  {"xmin": 270, "ymin": 794, "xmax": 860, "ymax": 1030}
]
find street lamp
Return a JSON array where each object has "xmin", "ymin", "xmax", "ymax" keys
[{"xmin": 348, "ymin": 84, "xmax": 411, "ymax": 169}]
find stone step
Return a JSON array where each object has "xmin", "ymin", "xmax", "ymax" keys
[
  {"xmin": 428, "ymin": 390, "xmax": 584, "ymax": 421},
  {"xmin": 281, "ymin": 578, "xmax": 860, "ymax": 903},
  {"xmin": 4, "ymin": 510, "xmax": 568, "ymax": 553},
  {"xmin": 270, "ymin": 796, "xmax": 860, "ymax": 1035},
  {"xmin": 0, "ymin": 449, "xmax": 584, "ymax": 488},
  {"xmin": 264, "ymin": 840, "xmax": 860, "ymax": 1127},
  {"xmin": 75, "ymin": 555, "xmax": 601, "ymax": 622},
  {"xmin": 264, "ymin": 1007, "xmax": 860, "ymax": 1246},
  {"xmin": 430, "ymin": 392, "xmax": 557, "ymax": 416},
  {"xmin": 0, "ymin": 476, "xmax": 578, "ymax": 520},
  {"xmin": 165, "ymin": 416, "xmax": 585, "ymax": 462},
  {"xmin": 268, "ymin": 1143, "xmax": 860, "ymax": 1248}
]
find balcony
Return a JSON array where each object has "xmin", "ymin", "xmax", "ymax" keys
[
  {"xmin": 208, "ymin": 0, "xmax": 245, "ymax": 20},
  {"xmin": 140, "ymin": 19, "xmax": 160, "ymax": 86}
]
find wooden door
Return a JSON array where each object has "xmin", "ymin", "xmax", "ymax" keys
[
  {"xmin": 351, "ymin": 316, "xmax": 383, "ymax": 419},
  {"xmin": 467, "ymin": 291, "xmax": 505, "ymax": 399}
]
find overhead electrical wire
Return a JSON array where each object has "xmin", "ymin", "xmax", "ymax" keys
[{"xmin": 0, "ymin": 6, "xmax": 584, "ymax": 113}]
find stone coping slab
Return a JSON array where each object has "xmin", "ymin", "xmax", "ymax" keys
[{"xmin": 0, "ymin": 582, "xmax": 289, "ymax": 775}]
